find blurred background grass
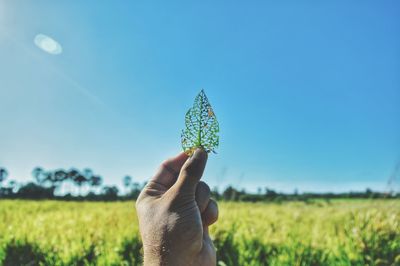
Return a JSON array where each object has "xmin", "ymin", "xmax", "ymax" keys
[{"xmin": 0, "ymin": 200, "xmax": 399, "ymax": 266}]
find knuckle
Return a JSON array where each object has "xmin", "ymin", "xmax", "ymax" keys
[
  {"xmin": 160, "ymin": 159, "xmax": 171, "ymax": 170},
  {"xmin": 160, "ymin": 160, "xmax": 178, "ymax": 177}
]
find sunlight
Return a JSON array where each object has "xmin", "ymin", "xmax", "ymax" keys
[{"xmin": 34, "ymin": 34, "xmax": 62, "ymax": 55}]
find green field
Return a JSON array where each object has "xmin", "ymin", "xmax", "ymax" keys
[{"xmin": 0, "ymin": 200, "xmax": 399, "ymax": 266}]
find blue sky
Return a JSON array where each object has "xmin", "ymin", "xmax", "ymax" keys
[{"xmin": 0, "ymin": 1, "xmax": 399, "ymax": 193}]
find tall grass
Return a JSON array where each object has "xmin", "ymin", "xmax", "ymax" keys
[{"xmin": 0, "ymin": 200, "xmax": 399, "ymax": 265}]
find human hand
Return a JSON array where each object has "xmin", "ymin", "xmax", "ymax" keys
[{"xmin": 136, "ymin": 149, "xmax": 218, "ymax": 266}]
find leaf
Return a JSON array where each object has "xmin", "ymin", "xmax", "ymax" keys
[{"xmin": 181, "ymin": 89, "xmax": 219, "ymax": 156}]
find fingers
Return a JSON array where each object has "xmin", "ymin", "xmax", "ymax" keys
[
  {"xmin": 202, "ymin": 199, "xmax": 218, "ymax": 226},
  {"xmin": 173, "ymin": 149, "xmax": 208, "ymax": 194},
  {"xmin": 195, "ymin": 181, "xmax": 211, "ymax": 213},
  {"xmin": 148, "ymin": 152, "xmax": 188, "ymax": 190}
]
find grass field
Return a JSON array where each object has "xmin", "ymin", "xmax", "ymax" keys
[{"xmin": 0, "ymin": 200, "xmax": 399, "ymax": 266}]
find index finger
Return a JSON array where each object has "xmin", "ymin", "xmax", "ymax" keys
[{"xmin": 149, "ymin": 152, "xmax": 189, "ymax": 190}]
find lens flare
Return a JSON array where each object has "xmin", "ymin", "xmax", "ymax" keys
[{"xmin": 34, "ymin": 34, "xmax": 62, "ymax": 55}]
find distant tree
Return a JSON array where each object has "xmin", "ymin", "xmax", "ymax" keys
[
  {"xmin": 89, "ymin": 175, "xmax": 102, "ymax": 194},
  {"xmin": 83, "ymin": 169, "xmax": 93, "ymax": 177},
  {"xmin": 68, "ymin": 169, "xmax": 79, "ymax": 179},
  {"xmin": 32, "ymin": 167, "xmax": 46, "ymax": 185},
  {"xmin": 44, "ymin": 171, "xmax": 55, "ymax": 188},
  {"xmin": 0, "ymin": 168, "xmax": 8, "ymax": 188},
  {"xmin": 83, "ymin": 168, "xmax": 93, "ymax": 194},
  {"xmin": 17, "ymin": 182, "xmax": 55, "ymax": 199},
  {"xmin": 129, "ymin": 182, "xmax": 141, "ymax": 199},
  {"xmin": 222, "ymin": 186, "xmax": 239, "ymax": 201},
  {"xmin": 8, "ymin": 180, "xmax": 17, "ymax": 193},
  {"xmin": 74, "ymin": 174, "xmax": 87, "ymax": 196},
  {"xmin": 264, "ymin": 187, "xmax": 278, "ymax": 200},
  {"xmin": 211, "ymin": 186, "xmax": 221, "ymax": 200},
  {"xmin": 67, "ymin": 169, "xmax": 80, "ymax": 195},
  {"xmin": 123, "ymin": 176, "xmax": 132, "ymax": 195},
  {"xmin": 53, "ymin": 169, "xmax": 68, "ymax": 194},
  {"xmin": 102, "ymin": 186, "xmax": 119, "ymax": 200}
]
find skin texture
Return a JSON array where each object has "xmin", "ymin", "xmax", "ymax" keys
[{"xmin": 136, "ymin": 149, "xmax": 219, "ymax": 266}]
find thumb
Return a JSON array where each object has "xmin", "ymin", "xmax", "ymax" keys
[{"xmin": 172, "ymin": 148, "xmax": 208, "ymax": 195}]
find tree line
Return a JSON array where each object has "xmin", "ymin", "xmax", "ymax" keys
[
  {"xmin": 0, "ymin": 167, "xmax": 142, "ymax": 200},
  {"xmin": 0, "ymin": 166, "xmax": 398, "ymax": 201},
  {"xmin": 211, "ymin": 186, "xmax": 399, "ymax": 202}
]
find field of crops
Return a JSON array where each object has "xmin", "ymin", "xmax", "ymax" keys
[{"xmin": 0, "ymin": 200, "xmax": 399, "ymax": 266}]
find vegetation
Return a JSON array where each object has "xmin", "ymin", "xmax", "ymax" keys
[
  {"xmin": 0, "ymin": 165, "xmax": 399, "ymax": 201},
  {"xmin": 181, "ymin": 89, "xmax": 219, "ymax": 155},
  {"xmin": 0, "ymin": 200, "xmax": 399, "ymax": 265},
  {"xmin": 0, "ymin": 167, "xmax": 141, "ymax": 201}
]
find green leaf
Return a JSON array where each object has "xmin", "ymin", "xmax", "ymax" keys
[{"xmin": 181, "ymin": 89, "xmax": 219, "ymax": 156}]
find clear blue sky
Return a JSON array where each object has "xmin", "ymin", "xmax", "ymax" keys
[{"xmin": 0, "ymin": 1, "xmax": 399, "ymax": 193}]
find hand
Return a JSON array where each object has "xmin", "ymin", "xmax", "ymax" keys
[{"xmin": 136, "ymin": 149, "xmax": 218, "ymax": 266}]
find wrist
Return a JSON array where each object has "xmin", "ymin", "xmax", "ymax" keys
[
  {"xmin": 143, "ymin": 244, "xmax": 191, "ymax": 266},
  {"xmin": 143, "ymin": 244, "xmax": 167, "ymax": 266}
]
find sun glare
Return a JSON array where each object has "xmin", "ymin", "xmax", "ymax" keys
[{"xmin": 34, "ymin": 34, "xmax": 62, "ymax": 55}]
